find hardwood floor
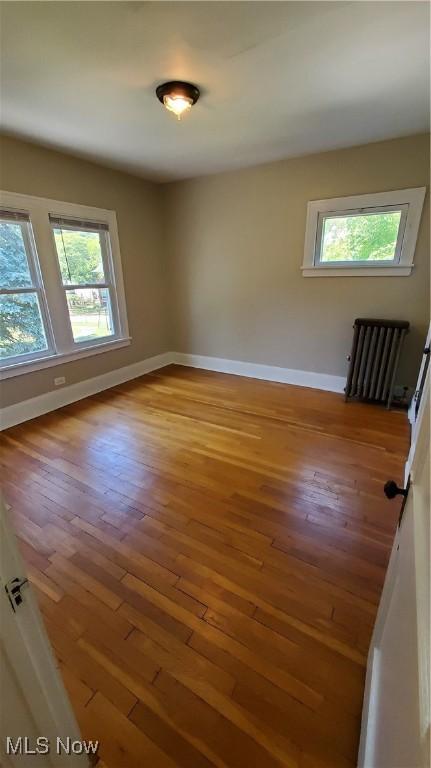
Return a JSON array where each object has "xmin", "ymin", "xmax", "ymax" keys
[{"xmin": 1, "ymin": 365, "xmax": 409, "ymax": 768}]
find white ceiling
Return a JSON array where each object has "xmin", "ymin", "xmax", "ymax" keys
[{"xmin": 1, "ymin": 1, "xmax": 429, "ymax": 182}]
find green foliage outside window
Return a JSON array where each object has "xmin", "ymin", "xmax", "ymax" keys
[
  {"xmin": 0, "ymin": 222, "xmax": 47, "ymax": 359},
  {"xmin": 54, "ymin": 229, "xmax": 105, "ymax": 284},
  {"xmin": 0, "ymin": 221, "xmax": 32, "ymax": 287},
  {"xmin": 321, "ymin": 211, "xmax": 402, "ymax": 262},
  {"xmin": 0, "ymin": 293, "xmax": 47, "ymax": 358}
]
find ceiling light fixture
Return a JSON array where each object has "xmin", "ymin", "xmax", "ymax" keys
[{"xmin": 156, "ymin": 81, "xmax": 200, "ymax": 120}]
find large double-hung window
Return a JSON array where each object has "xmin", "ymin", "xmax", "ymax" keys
[{"xmin": 0, "ymin": 192, "xmax": 129, "ymax": 377}]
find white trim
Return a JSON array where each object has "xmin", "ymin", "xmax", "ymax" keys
[
  {"xmin": 405, "ymin": 365, "xmax": 430, "ymax": 485},
  {"xmin": 0, "ymin": 351, "xmax": 347, "ymax": 429},
  {"xmin": 0, "ymin": 351, "xmax": 172, "ymax": 430},
  {"xmin": 301, "ymin": 266, "xmax": 414, "ymax": 277},
  {"xmin": 408, "ymin": 322, "xmax": 431, "ymax": 428},
  {"xmin": 171, "ymin": 352, "xmax": 345, "ymax": 393},
  {"xmin": 0, "ymin": 336, "xmax": 131, "ymax": 380},
  {"xmin": 302, "ymin": 186, "xmax": 426, "ymax": 277}
]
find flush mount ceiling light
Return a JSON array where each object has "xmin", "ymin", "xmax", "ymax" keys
[{"xmin": 156, "ymin": 81, "xmax": 200, "ymax": 120}]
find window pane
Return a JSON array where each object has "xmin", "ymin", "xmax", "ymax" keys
[
  {"xmin": 0, "ymin": 222, "xmax": 33, "ymax": 288},
  {"xmin": 320, "ymin": 211, "xmax": 402, "ymax": 263},
  {"xmin": 53, "ymin": 228, "xmax": 105, "ymax": 285},
  {"xmin": 65, "ymin": 288, "xmax": 114, "ymax": 343},
  {"xmin": 0, "ymin": 293, "xmax": 48, "ymax": 359}
]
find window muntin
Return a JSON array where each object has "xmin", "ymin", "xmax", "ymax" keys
[
  {"xmin": 0, "ymin": 212, "xmax": 53, "ymax": 364},
  {"xmin": 50, "ymin": 217, "xmax": 119, "ymax": 346},
  {"xmin": 315, "ymin": 205, "xmax": 408, "ymax": 267}
]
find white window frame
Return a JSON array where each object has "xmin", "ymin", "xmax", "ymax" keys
[
  {"xmin": 0, "ymin": 191, "xmax": 130, "ymax": 379},
  {"xmin": 50, "ymin": 218, "xmax": 119, "ymax": 349},
  {"xmin": 0, "ymin": 214, "xmax": 56, "ymax": 366},
  {"xmin": 302, "ymin": 187, "xmax": 426, "ymax": 277}
]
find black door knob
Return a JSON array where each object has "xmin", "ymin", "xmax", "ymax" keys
[{"xmin": 384, "ymin": 480, "xmax": 408, "ymax": 500}]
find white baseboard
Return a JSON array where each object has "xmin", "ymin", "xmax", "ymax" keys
[
  {"xmin": 1, "ymin": 350, "xmax": 346, "ymax": 430},
  {"xmin": 0, "ymin": 352, "xmax": 172, "ymax": 431},
  {"xmin": 171, "ymin": 352, "xmax": 345, "ymax": 393}
]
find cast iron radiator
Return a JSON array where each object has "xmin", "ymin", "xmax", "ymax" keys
[{"xmin": 345, "ymin": 318, "xmax": 409, "ymax": 408}]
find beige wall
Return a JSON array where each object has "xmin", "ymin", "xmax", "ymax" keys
[
  {"xmin": 1, "ymin": 133, "xmax": 429, "ymax": 410},
  {"xmin": 163, "ymin": 134, "xmax": 430, "ymax": 388},
  {"xmin": 1, "ymin": 135, "xmax": 169, "ymax": 407}
]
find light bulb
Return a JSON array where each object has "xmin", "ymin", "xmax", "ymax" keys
[{"xmin": 163, "ymin": 94, "xmax": 193, "ymax": 120}]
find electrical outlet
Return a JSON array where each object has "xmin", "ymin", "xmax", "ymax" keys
[{"xmin": 54, "ymin": 376, "xmax": 66, "ymax": 386}]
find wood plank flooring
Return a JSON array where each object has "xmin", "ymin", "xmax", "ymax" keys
[{"xmin": 1, "ymin": 365, "xmax": 409, "ymax": 768}]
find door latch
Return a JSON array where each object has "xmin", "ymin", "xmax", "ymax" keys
[
  {"xmin": 384, "ymin": 477, "xmax": 410, "ymax": 527},
  {"xmin": 5, "ymin": 577, "xmax": 29, "ymax": 612},
  {"xmin": 384, "ymin": 480, "xmax": 408, "ymax": 499}
]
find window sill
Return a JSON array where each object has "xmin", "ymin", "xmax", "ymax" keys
[
  {"xmin": 301, "ymin": 264, "xmax": 414, "ymax": 277},
  {"xmin": 0, "ymin": 337, "xmax": 132, "ymax": 380}
]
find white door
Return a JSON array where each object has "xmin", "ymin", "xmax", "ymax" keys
[
  {"xmin": 358, "ymin": 371, "xmax": 430, "ymax": 768},
  {"xmin": 0, "ymin": 500, "xmax": 94, "ymax": 767}
]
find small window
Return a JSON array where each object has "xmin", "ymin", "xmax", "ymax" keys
[
  {"xmin": 0, "ymin": 211, "xmax": 53, "ymax": 365},
  {"xmin": 317, "ymin": 206, "xmax": 406, "ymax": 265},
  {"xmin": 302, "ymin": 188, "xmax": 426, "ymax": 277},
  {"xmin": 0, "ymin": 191, "xmax": 130, "ymax": 378},
  {"xmin": 50, "ymin": 217, "xmax": 116, "ymax": 345}
]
